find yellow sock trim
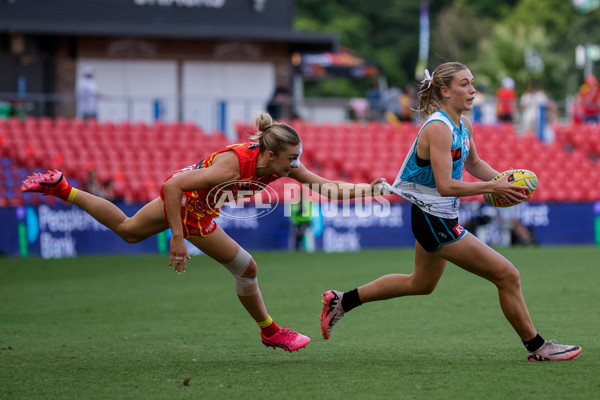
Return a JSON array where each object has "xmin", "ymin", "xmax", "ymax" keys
[
  {"xmin": 67, "ymin": 188, "xmax": 79, "ymax": 203},
  {"xmin": 257, "ymin": 316, "xmax": 273, "ymax": 329}
]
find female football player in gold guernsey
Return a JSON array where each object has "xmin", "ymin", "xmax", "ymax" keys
[
  {"xmin": 21, "ymin": 111, "xmax": 385, "ymax": 353},
  {"xmin": 319, "ymin": 62, "xmax": 582, "ymax": 362}
]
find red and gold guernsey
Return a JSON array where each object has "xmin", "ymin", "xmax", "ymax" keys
[{"xmin": 160, "ymin": 142, "xmax": 281, "ymax": 237}]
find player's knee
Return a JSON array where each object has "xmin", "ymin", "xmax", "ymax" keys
[
  {"xmin": 240, "ymin": 258, "xmax": 257, "ymax": 279},
  {"xmin": 122, "ymin": 234, "xmax": 143, "ymax": 244},
  {"xmin": 119, "ymin": 227, "xmax": 144, "ymax": 244},
  {"xmin": 414, "ymin": 281, "xmax": 437, "ymax": 295},
  {"xmin": 223, "ymin": 248, "xmax": 253, "ymax": 276},
  {"xmin": 113, "ymin": 218, "xmax": 143, "ymax": 243},
  {"xmin": 222, "ymin": 248, "xmax": 259, "ymax": 296},
  {"xmin": 497, "ymin": 261, "xmax": 521, "ymax": 290},
  {"xmin": 409, "ymin": 275, "xmax": 437, "ymax": 295}
]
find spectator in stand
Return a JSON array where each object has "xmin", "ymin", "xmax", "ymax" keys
[
  {"xmin": 366, "ymin": 81, "xmax": 385, "ymax": 121},
  {"xmin": 496, "ymin": 77, "xmax": 517, "ymax": 123},
  {"xmin": 85, "ymin": 169, "xmax": 105, "ymax": 198},
  {"xmin": 76, "ymin": 66, "xmax": 102, "ymax": 120},
  {"xmin": 349, "ymin": 98, "xmax": 370, "ymax": 122},
  {"xmin": 519, "ymin": 83, "xmax": 549, "ymax": 137},
  {"xmin": 399, "ymin": 84, "xmax": 418, "ymax": 122},
  {"xmin": 85, "ymin": 168, "xmax": 116, "ymax": 202},
  {"xmin": 570, "ymin": 94, "xmax": 585, "ymax": 124},
  {"xmin": 383, "ymin": 86, "xmax": 402, "ymax": 124},
  {"xmin": 267, "ymin": 74, "xmax": 294, "ymax": 120},
  {"xmin": 472, "ymin": 85, "xmax": 496, "ymax": 125},
  {"xmin": 579, "ymin": 74, "xmax": 600, "ymax": 122}
]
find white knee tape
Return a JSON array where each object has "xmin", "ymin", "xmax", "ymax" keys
[
  {"xmin": 222, "ymin": 248, "xmax": 258, "ymax": 296},
  {"xmin": 222, "ymin": 248, "xmax": 252, "ymax": 277},
  {"xmin": 235, "ymin": 276, "xmax": 259, "ymax": 296}
]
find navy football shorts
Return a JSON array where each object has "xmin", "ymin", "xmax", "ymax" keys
[{"xmin": 411, "ymin": 204, "xmax": 467, "ymax": 253}]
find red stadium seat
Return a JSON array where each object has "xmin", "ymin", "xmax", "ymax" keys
[{"xmin": 4, "ymin": 118, "xmax": 598, "ymax": 204}]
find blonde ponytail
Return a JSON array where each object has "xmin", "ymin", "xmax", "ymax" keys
[
  {"xmin": 415, "ymin": 62, "xmax": 468, "ymax": 119},
  {"xmin": 250, "ymin": 112, "xmax": 300, "ymax": 154},
  {"xmin": 254, "ymin": 112, "xmax": 273, "ymax": 135}
]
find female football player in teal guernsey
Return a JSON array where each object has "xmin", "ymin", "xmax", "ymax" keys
[{"xmin": 320, "ymin": 62, "xmax": 581, "ymax": 362}]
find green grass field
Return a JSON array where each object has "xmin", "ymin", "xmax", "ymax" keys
[{"xmin": 1, "ymin": 246, "xmax": 598, "ymax": 400}]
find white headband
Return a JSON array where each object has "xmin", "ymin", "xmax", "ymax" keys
[{"xmin": 418, "ymin": 69, "xmax": 434, "ymax": 94}]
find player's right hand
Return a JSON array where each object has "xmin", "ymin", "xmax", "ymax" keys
[{"xmin": 169, "ymin": 235, "xmax": 190, "ymax": 274}]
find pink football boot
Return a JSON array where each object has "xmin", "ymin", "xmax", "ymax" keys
[
  {"xmin": 527, "ymin": 340, "xmax": 582, "ymax": 362},
  {"xmin": 261, "ymin": 326, "xmax": 310, "ymax": 352},
  {"xmin": 319, "ymin": 290, "xmax": 345, "ymax": 340},
  {"xmin": 21, "ymin": 169, "xmax": 74, "ymax": 201}
]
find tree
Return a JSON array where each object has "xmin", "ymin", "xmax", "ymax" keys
[
  {"xmin": 472, "ymin": 24, "xmax": 565, "ymax": 97},
  {"xmin": 294, "ymin": 0, "xmax": 599, "ymax": 100},
  {"xmin": 498, "ymin": 0, "xmax": 600, "ymax": 97},
  {"xmin": 429, "ymin": 2, "xmax": 494, "ymax": 67},
  {"xmin": 295, "ymin": 0, "xmax": 424, "ymax": 96}
]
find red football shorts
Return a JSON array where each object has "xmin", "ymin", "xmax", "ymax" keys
[
  {"xmin": 159, "ymin": 185, "xmax": 218, "ymax": 239},
  {"xmin": 160, "ymin": 199, "xmax": 218, "ymax": 238}
]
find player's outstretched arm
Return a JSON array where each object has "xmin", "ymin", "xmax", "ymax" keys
[{"xmin": 288, "ymin": 163, "xmax": 386, "ymax": 200}]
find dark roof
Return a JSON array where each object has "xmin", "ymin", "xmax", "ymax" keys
[
  {"xmin": 2, "ymin": 21, "xmax": 337, "ymax": 52},
  {"xmin": 0, "ymin": 0, "xmax": 337, "ymax": 53}
]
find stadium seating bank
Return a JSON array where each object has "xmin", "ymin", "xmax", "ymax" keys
[
  {"xmin": 0, "ymin": 118, "xmax": 598, "ymax": 257},
  {"xmin": 2, "ymin": 117, "xmax": 600, "ymax": 205}
]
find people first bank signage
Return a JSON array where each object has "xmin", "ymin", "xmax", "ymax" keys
[
  {"xmin": 3, "ymin": 204, "xmax": 166, "ymax": 258},
  {"xmin": 0, "ymin": 202, "xmax": 597, "ymax": 258},
  {"xmin": 0, "ymin": 201, "xmax": 410, "ymax": 258}
]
